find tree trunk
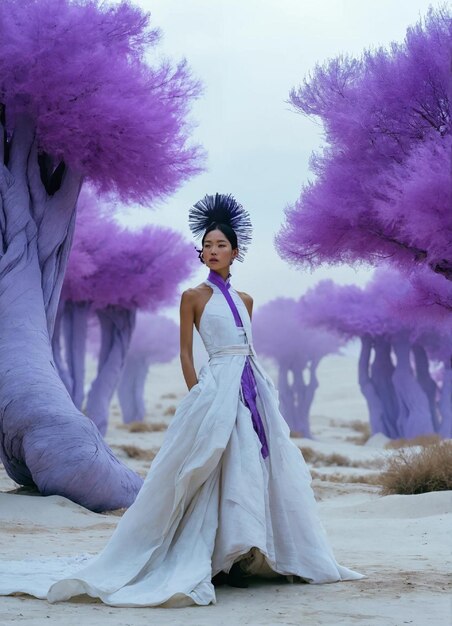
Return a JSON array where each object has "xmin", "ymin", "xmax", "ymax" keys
[
  {"xmin": 293, "ymin": 362, "xmax": 317, "ymax": 439},
  {"xmin": 62, "ymin": 299, "xmax": 91, "ymax": 410},
  {"xmin": 358, "ymin": 335, "xmax": 386, "ymax": 435},
  {"xmin": 370, "ymin": 336, "xmax": 399, "ymax": 438},
  {"xmin": 412, "ymin": 343, "xmax": 441, "ymax": 432},
  {"xmin": 277, "ymin": 364, "xmax": 297, "ymax": 434},
  {"xmin": 437, "ymin": 357, "xmax": 452, "ymax": 438},
  {"xmin": 0, "ymin": 115, "xmax": 142, "ymax": 511},
  {"xmin": 117, "ymin": 354, "xmax": 151, "ymax": 423},
  {"xmin": 51, "ymin": 300, "xmax": 72, "ymax": 393},
  {"xmin": 392, "ymin": 333, "xmax": 435, "ymax": 438},
  {"xmin": 86, "ymin": 306, "xmax": 136, "ymax": 435}
]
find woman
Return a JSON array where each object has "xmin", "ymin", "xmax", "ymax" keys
[{"xmin": 0, "ymin": 193, "xmax": 363, "ymax": 607}]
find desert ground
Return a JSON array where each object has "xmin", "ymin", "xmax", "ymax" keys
[{"xmin": 0, "ymin": 353, "xmax": 450, "ymax": 626}]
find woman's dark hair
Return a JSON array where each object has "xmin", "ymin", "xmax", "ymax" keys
[{"xmin": 196, "ymin": 222, "xmax": 238, "ymax": 264}]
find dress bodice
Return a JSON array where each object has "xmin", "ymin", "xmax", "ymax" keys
[{"xmin": 198, "ymin": 279, "xmax": 254, "ymax": 358}]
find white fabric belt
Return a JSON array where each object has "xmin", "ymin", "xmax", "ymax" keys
[{"xmin": 208, "ymin": 344, "xmax": 256, "ymax": 358}]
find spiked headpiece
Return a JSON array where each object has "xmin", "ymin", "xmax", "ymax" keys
[{"xmin": 188, "ymin": 193, "xmax": 252, "ymax": 262}]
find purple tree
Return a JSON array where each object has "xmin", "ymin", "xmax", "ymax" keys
[
  {"xmin": 277, "ymin": 9, "xmax": 451, "ymax": 298},
  {"xmin": 253, "ymin": 297, "xmax": 342, "ymax": 438},
  {"xmin": 412, "ymin": 333, "xmax": 452, "ymax": 438},
  {"xmin": 303, "ymin": 271, "xmax": 450, "ymax": 439},
  {"xmin": 117, "ymin": 313, "xmax": 179, "ymax": 424},
  {"xmin": 276, "ymin": 9, "xmax": 451, "ymax": 440},
  {"xmin": 61, "ymin": 204, "xmax": 195, "ymax": 435},
  {"xmin": 300, "ymin": 281, "xmax": 399, "ymax": 438},
  {"xmin": 366, "ymin": 271, "xmax": 436, "ymax": 439},
  {"xmin": 381, "ymin": 268, "xmax": 452, "ymax": 437},
  {"xmin": 428, "ymin": 340, "xmax": 452, "ymax": 439},
  {"xmin": 0, "ymin": 0, "xmax": 202, "ymax": 510}
]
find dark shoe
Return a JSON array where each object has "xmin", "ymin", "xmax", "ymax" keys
[
  {"xmin": 212, "ymin": 571, "xmax": 228, "ymax": 587},
  {"xmin": 226, "ymin": 562, "xmax": 249, "ymax": 588}
]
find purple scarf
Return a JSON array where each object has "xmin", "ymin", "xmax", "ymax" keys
[{"xmin": 207, "ymin": 270, "xmax": 269, "ymax": 459}]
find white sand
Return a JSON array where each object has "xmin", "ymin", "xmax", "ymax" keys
[{"xmin": 0, "ymin": 354, "xmax": 451, "ymax": 626}]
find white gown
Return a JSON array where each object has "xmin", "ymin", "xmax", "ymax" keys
[{"xmin": 0, "ymin": 279, "xmax": 364, "ymax": 607}]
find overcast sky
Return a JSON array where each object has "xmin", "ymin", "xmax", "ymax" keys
[{"xmin": 118, "ymin": 0, "xmax": 440, "ymax": 314}]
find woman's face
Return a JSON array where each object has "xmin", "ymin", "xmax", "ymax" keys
[{"xmin": 202, "ymin": 229, "xmax": 238, "ymax": 270}]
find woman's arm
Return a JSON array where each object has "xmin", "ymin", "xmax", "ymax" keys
[{"xmin": 179, "ymin": 290, "xmax": 198, "ymax": 390}]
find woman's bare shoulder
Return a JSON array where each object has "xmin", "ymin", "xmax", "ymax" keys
[
  {"xmin": 236, "ymin": 290, "xmax": 253, "ymax": 318},
  {"xmin": 236, "ymin": 290, "xmax": 253, "ymax": 306},
  {"xmin": 181, "ymin": 283, "xmax": 212, "ymax": 304}
]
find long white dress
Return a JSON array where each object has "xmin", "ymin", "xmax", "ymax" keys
[{"xmin": 0, "ymin": 279, "xmax": 364, "ymax": 607}]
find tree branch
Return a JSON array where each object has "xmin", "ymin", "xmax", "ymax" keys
[
  {"xmin": 37, "ymin": 168, "xmax": 82, "ymax": 264},
  {"xmin": 9, "ymin": 115, "xmax": 35, "ymax": 184},
  {"xmin": 27, "ymin": 139, "xmax": 48, "ymax": 226},
  {"xmin": 41, "ymin": 207, "xmax": 77, "ymax": 337},
  {"xmin": 22, "ymin": 156, "xmax": 83, "ymax": 336}
]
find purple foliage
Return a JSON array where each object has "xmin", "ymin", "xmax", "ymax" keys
[
  {"xmin": 254, "ymin": 297, "xmax": 340, "ymax": 366},
  {"xmin": 386, "ymin": 266, "xmax": 452, "ymax": 326},
  {"xmin": 63, "ymin": 186, "xmax": 196, "ymax": 310},
  {"xmin": 375, "ymin": 138, "xmax": 452, "ymax": 277},
  {"xmin": 118, "ymin": 313, "xmax": 179, "ymax": 423},
  {"xmin": 365, "ymin": 267, "xmax": 452, "ymax": 345},
  {"xmin": 0, "ymin": 0, "xmax": 203, "ymax": 202},
  {"xmin": 90, "ymin": 223, "xmax": 195, "ymax": 310},
  {"xmin": 253, "ymin": 297, "xmax": 342, "ymax": 437},
  {"xmin": 277, "ymin": 8, "xmax": 451, "ymax": 288},
  {"xmin": 300, "ymin": 280, "xmax": 400, "ymax": 339},
  {"xmin": 127, "ymin": 313, "xmax": 179, "ymax": 363},
  {"xmin": 303, "ymin": 269, "xmax": 452, "ymax": 340}
]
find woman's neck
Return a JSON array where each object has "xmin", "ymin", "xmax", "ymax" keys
[{"xmin": 207, "ymin": 268, "xmax": 231, "ymax": 282}]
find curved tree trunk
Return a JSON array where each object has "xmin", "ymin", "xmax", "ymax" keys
[
  {"xmin": 62, "ymin": 299, "xmax": 91, "ymax": 410},
  {"xmin": 117, "ymin": 354, "xmax": 152, "ymax": 423},
  {"xmin": 437, "ymin": 357, "xmax": 452, "ymax": 438},
  {"xmin": 392, "ymin": 333, "xmax": 435, "ymax": 438},
  {"xmin": 412, "ymin": 343, "xmax": 441, "ymax": 432},
  {"xmin": 370, "ymin": 336, "xmax": 399, "ymax": 438},
  {"xmin": 0, "ymin": 114, "xmax": 142, "ymax": 511},
  {"xmin": 86, "ymin": 306, "xmax": 136, "ymax": 435},
  {"xmin": 358, "ymin": 335, "xmax": 386, "ymax": 435}
]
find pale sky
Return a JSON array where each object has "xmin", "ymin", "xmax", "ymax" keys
[{"xmin": 117, "ymin": 0, "xmax": 440, "ymax": 314}]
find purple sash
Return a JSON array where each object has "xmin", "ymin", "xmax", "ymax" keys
[{"xmin": 207, "ymin": 271, "xmax": 269, "ymax": 459}]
